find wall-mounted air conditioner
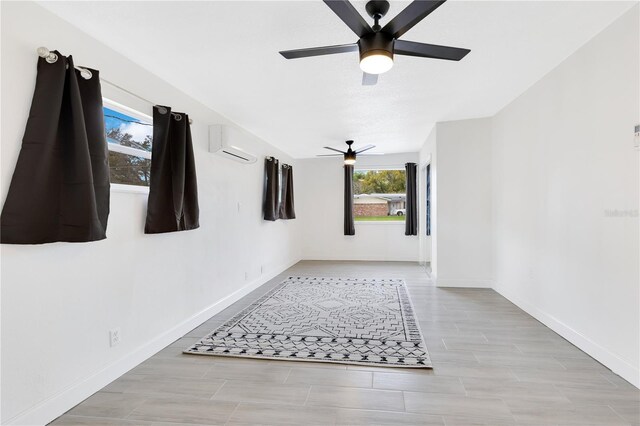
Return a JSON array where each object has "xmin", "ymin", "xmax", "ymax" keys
[{"xmin": 208, "ymin": 124, "xmax": 258, "ymax": 164}]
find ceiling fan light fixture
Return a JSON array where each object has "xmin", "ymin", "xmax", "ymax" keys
[
  {"xmin": 358, "ymin": 32, "xmax": 394, "ymax": 75},
  {"xmin": 360, "ymin": 51, "xmax": 393, "ymax": 74},
  {"xmin": 344, "ymin": 151, "xmax": 357, "ymax": 165}
]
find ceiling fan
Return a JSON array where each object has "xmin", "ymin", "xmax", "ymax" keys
[
  {"xmin": 318, "ymin": 140, "xmax": 381, "ymax": 164},
  {"xmin": 279, "ymin": 0, "xmax": 470, "ymax": 85}
]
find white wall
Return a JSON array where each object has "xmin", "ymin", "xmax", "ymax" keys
[
  {"xmin": 0, "ymin": 2, "xmax": 301, "ymax": 424},
  {"xmin": 491, "ymin": 5, "xmax": 639, "ymax": 387},
  {"xmin": 297, "ymin": 153, "xmax": 419, "ymax": 262},
  {"xmin": 433, "ymin": 118, "xmax": 494, "ymax": 288}
]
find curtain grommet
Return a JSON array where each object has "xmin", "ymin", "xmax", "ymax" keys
[
  {"xmin": 156, "ymin": 106, "xmax": 168, "ymax": 115},
  {"xmin": 77, "ymin": 67, "xmax": 93, "ymax": 80},
  {"xmin": 46, "ymin": 53, "xmax": 59, "ymax": 64},
  {"xmin": 173, "ymin": 113, "xmax": 182, "ymax": 121}
]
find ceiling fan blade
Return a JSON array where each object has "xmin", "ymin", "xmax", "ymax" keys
[
  {"xmin": 358, "ymin": 153, "xmax": 385, "ymax": 156},
  {"xmin": 279, "ymin": 43, "xmax": 358, "ymax": 59},
  {"xmin": 395, "ymin": 39, "xmax": 470, "ymax": 61},
  {"xmin": 382, "ymin": 0, "xmax": 446, "ymax": 39},
  {"xmin": 355, "ymin": 144, "xmax": 375, "ymax": 154},
  {"xmin": 317, "ymin": 154, "xmax": 345, "ymax": 157},
  {"xmin": 362, "ymin": 72, "xmax": 378, "ymax": 86},
  {"xmin": 323, "ymin": 0, "xmax": 372, "ymax": 38},
  {"xmin": 324, "ymin": 146, "xmax": 347, "ymax": 154}
]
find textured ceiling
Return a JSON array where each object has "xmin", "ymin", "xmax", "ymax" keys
[{"xmin": 40, "ymin": 1, "xmax": 635, "ymax": 158}]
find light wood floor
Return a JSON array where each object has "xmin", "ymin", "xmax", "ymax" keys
[{"xmin": 51, "ymin": 261, "xmax": 639, "ymax": 425}]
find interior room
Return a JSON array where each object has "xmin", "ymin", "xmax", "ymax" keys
[{"xmin": 1, "ymin": 1, "xmax": 638, "ymax": 425}]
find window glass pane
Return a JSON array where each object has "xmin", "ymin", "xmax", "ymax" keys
[
  {"xmin": 353, "ymin": 169, "xmax": 406, "ymax": 221},
  {"xmin": 104, "ymin": 106, "xmax": 152, "ymax": 187},
  {"xmin": 108, "ymin": 151, "xmax": 152, "ymax": 186}
]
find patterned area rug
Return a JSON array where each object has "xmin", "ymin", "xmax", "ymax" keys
[{"xmin": 184, "ymin": 276, "xmax": 432, "ymax": 368}]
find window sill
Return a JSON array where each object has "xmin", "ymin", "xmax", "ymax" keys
[
  {"xmin": 355, "ymin": 221, "xmax": 406, "ymax": 225},
  {"xmin": 111, "ymin": 183, "xmax": 149, "ymax": 194}
]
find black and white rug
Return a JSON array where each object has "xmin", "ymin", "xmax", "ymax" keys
[{"xmin": 184, "ymin": 276, "xmax": 431, "ymax": 368}]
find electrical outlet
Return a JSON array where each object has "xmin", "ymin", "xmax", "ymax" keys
[
  {"xmin": 109, "ymin": 328, "xmax": 121, "ymax": 347},
  {"xmin": 245, "ymin": 271, "xmax": 249, "ymax": 280},
  {"xmin": 261, "ymin": 265, "xmax": 265, "ymax": 274}
]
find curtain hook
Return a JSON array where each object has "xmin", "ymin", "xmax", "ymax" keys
[{"xmin": 37, "ymin": 47, "xmax": 58, "ymax": 64}]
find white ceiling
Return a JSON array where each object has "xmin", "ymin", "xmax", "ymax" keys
[{"xmin": 40, "ymin": 1, "xmax": 634, "ymax": 158}]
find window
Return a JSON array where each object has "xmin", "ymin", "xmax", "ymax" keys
[
  {"xmin": 103, "ymin": 100, "xmax": 152, "ymax": 187},
  {"xmin": 353, "ymin": 169, "xmax": 406, "ymax": 221}
]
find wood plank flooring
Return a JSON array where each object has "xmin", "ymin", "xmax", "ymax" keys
[{"xmin": 51, "ymin": 261, "xmax": 639, "ymax": 425}]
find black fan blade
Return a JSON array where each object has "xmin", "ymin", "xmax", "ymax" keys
[
  {"xmin": 355, "ymin": 144, "xmax": 375, "ymax": 154},
  {"xmin": 317, "ymin": 154, "xmax": 344, "ymax": 157},
  {"xmin": 324, "ymin": 146, "xmax": 347, "ymax": 154},
  {"xmin": 382, "ymin": 0, "xmax": 446, "ymax": 39},
  {"xmin": 395, "ymin": 39, "xmax": 470, "ymax": 61},
  {"xmin": 362, "ymin": 72, "xmax": 378, "ymax": 85},
  {"xmin": 323, "ymin": 0, "xmax": 372, "ymax": 38},
  {"xmin": 280, "ymin": 43, "xmax": 358, "ymax": 59}
]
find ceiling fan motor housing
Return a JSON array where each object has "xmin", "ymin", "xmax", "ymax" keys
[{"xmin": 358, "ymin": 32, "xmax": 394, "ymax": 65}]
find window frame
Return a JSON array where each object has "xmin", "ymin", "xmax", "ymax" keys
[
  {"xmin": 353, "ymin": 166, "xmax": 407, "ymax": 226},
  {"xmin": 103, "ymin": 98, "xmax": 153, "ymax": 194}
]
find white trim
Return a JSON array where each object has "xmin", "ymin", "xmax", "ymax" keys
[
  {"xmin": 436, "ymin": 278, "xmax": 493, "ymax": 288},
  {"xmin": 110, "ymin": 183, "xmax": 149, "ymax": 194},
  {"xmin": 6, "ymin": 258, "xmax": 302, "ymax": 426},
  {"xmin": 420, "ymin": 154, "xmax": 432, "ymax": 170},
  {"xmin": 355, "ymin": 166, "xmax": 405, "ymax": 172},
  {"xmin": 303, "ymin": 255, "xmax": 420, "ymax": 262},
  {"xmin": 494, "ymin": 283, "xmax": 640, "ymax": 389},
  {"xmin": 355, "ymin": 221, "xmax": 405, "ymax": 226}
]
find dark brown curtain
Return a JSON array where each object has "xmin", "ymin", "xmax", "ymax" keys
[
  {"xmin": 144, "ymin": 106, "xmax": 199, "ymax": 234},
  {"xmin": 263, "ymin": 157, "xmax": 279, "ymax": 221},
  {"xmin": 405, "ymin": 162, "xmax": 418, "ymax": 236},
  {"xmin": 279, "ymin": 164, "xmax": 296, "ymax": 220},
  {"xmin": 344, "ymin": 164, "xmax": 355, "ymax": 235},
  {"xmin": 1, "ymin": 52, "xmax": 110, "ymax": 244}
]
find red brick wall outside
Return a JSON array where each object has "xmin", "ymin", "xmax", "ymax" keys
[{"xmin": 354, "ymin": 203, "xmax": 388, "ymax": 217}]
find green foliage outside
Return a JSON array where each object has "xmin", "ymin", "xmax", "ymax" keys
[{"xmin": 354, "ymin": 170, "xmax": 405, "ymax": 194}]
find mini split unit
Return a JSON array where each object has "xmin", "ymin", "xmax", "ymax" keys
[{"xmin": 208, "ymin": 124, "xmax": 258, "ymax": 164}]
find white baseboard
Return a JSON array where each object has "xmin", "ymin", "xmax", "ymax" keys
[
  {"xmin": 494, "ymin": 283, "xmax": 640, "ymax": 389},
  {"xmin": 7, "ymin": 258, "xmax": 301, "ymax": 426},
  {"xmin": 436, "ymin": 278, "xmax": 493, "ymax": 288},
  {"xmin": 302, "ymin": 255, "xmax": 420, "ymax": 262}
]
